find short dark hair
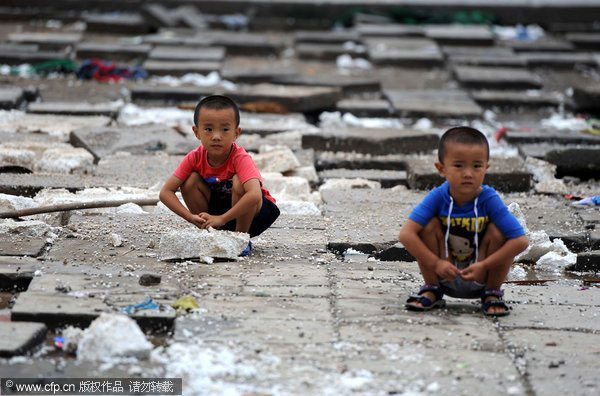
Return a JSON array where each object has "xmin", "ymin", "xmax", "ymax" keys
[
  {"xmin": 193, "ymin": 95, "xmax": 240, "ymax": 126},
  {"xmin": 438, "ymin": 126, "xmax": 489, "ymax": 162}
]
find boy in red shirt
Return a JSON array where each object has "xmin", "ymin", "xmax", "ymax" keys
[{"xmin": 159, "ymin": 95, "xmax": 280, "ymax": 256}]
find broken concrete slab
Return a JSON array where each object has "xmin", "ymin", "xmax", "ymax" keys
[
  {"xmin": 95, "ymin": 154, "xmax": 183, "ymax": 189},
  {"xmin": 443, "ymin": 45, "xmax": 526, "ymax": 67},
  {"xmin": 7, "ymin": 32, "xmax": 82, "ymax": 50},
  {"xmin": 545, "ymin": 146, "xmax": 600, "ymax": 178},
  {"xmin": 84, "ymin": 13, "xmax": 150, "ymax": 34},
  {"xmin": 453, "ymin": 65, "xmax": 543, "ymax": 89},
  {"xmin": 521, "ymin": 51, "xmax": 597, "ymax": 68},
  {"xmin": 319, "ymin": 169, "xmax": 407, "ymax": 188},
  {"xmin": 69, "ymin": 125, "xmax": 196, "ymax": 162},
  {"xmin": 0, "ymin": 256, "xmax": 38, "ymax": 291},
  {"xmin": 0, "ymin": 236, "xmax": 47, "ymax": 257},
  {"xmin": 296, "ymin": 43, "xmax": 366, "ymax": 60},
  {"xmin": 506, "ymin": 131, "xmax": 600, "ymax": 146},
  {"xmin": 13, "ymin": 272, "xmax": 178, "ymax": 330},
  {"xmin": 356, "ymin": 23, "xmax": 424, "ymax": 37},
  {"xmin": 148, "ymin": 45, "xmax": 226, "ymax": 62},
  {"xmin": 193, "ymin": 31, "xmax": 285, "ymax": 55},
  {"xmin": 471, "ymin": 90, "xmax": 563, "ymax": 108},
  {"xmin": 385, "ymin": 89, "xmax": 483, "ymax": 118},
  {"xmin": 141, "ymin": 4, "xmax": 180, "ymax": 28},
  {"xmin": 26, "ymin": 101, "xmax": 121, "ymax": 118},
  {"xmin": 0, "ymin": 113, "xmax": 112, "ymax": 141},
  {"xmin": 0, "ymin": 322, "xmax": 47, "ymax": 357},
  {"xmin": 315, "ymin": 152, "xmax": 407, "ymax": 171},
  {"xmin": 572, "ymin": 84, "xmax": 600, "ymax": 112},
  {"xmin": 272, "ymin": 75, "xmax": 380, "ymax": 95},
  {"xmin": 221, "ymin": 67, "xmax": 297, "ymax": 84},
  {"xmin": 302, "ymin": 128, "xmax": 438, "ymax": 155},
  {"xmin": 566, "ymin": 32, "xmax": 600, "ymax": 49},
  {"xmin": 405, "ymin": 155, "xmax": 532, "ymax": 192},
  {"xmin": 239, "ymin": 112, "xmax": 313, "ymax": 136},
  {"xmin": 143, "ymin": 60, "xmax": 222, "ymax": 76},
  {"xmin": 570, "ymin": 251, "xmax": 600, "ymax": 272},
  {"xmin": 504, "ymin": 37, "xmax": 575, "ymax": 52},
  {"xmin": 159, "ymin": 228, "xmax": 249, "ymax": 261},
  {"xmin": 130, "ymin": 86, "xmax": 215, "ymax": 104},
  {"xmin": 336, "ymin": 98, "xmax": 393, "ymax": 117},
  {"xmin": 252, "ymin": 147, "xmax": 300, "ymax": 173},
  {"xmin": 0, "ymin": 87, "xmax": 25, "ymax": 110},
  {"xmin": 424, "ymin": 24, "xmax": 494, "ymax": 46},
  {"xmin": 170, "ymin": 6, "xmax": 208, "ymax": 30},
  {"xmin": 365, "ymin": 37, "xmax": 443, "ymax": 66},
  {"xmin": 227, "ymin": 84, "xmax": 341, "ymax": 113},
  {"xmin": 294, "ymin": 30, "xmax": 360, "ymax": 44},
  {"xmin": 75, "ymin": 42, "xmax": 151, "ymax": 61}
]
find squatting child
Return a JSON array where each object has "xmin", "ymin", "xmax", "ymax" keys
[
  {"xmin": 398, "ymin": 126, "xmax": 528, "ymax": 316},
  {"xmin": 159, "ymin": 95, "xmax": 280, "ymax": 256}
]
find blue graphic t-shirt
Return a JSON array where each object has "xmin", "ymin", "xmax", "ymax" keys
[{"xmin": 408, "ymin": 182, "xmax": 525, "ymax": 263}]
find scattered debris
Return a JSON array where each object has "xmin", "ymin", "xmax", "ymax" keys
[
  {"xmin": 77, "ymin": 313, "xmax": 153, "ymax": 362},
  {"xmin": 110, "ymin": 233, "xmax": 123, "ymax": 247},
  {"xmin": 139, "ymin": 273, "xmax": 161, "ymax": 286},
  {"xmin": 121, "ymin": 297, "xmax": 159, "ymax": 315},
  {"xmin": 171, "ymin": 296, "xmax": 199, "ymax": 313}
]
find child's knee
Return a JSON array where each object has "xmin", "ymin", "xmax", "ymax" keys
[
  {"xmin": 420, "ymin": 217, "xmax": 442, "ymax": 237},
  {"xmin": 485, "ymin": 223, "xmax": 506, "ymax": 244},
  {"xmin": 232, "ymin": 175, "xmax": 244, "ymax": 196}
]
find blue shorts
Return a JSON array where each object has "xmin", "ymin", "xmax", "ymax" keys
[
  {"xmin": 439, "ymin": 259, "xmax": 485, "ymax": 299},
  {"xmin": 208, "ymin": 192, "xmax": 280, "ymax": 238}
]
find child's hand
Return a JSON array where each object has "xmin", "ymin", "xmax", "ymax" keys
[
  {"xmin": 188, "ymin": 214, "xmax": 207, "ymax": 229},
  {"xmin": 460, "ymin": 262, "xmax": 486, "ymax": 282},
  {"xmin": 198, "ymin": 213, "xmax": 225, "ymax": 229},
  {"xmin": 434, "ymin": 259, "xmax": 460, "ymax": 281}
]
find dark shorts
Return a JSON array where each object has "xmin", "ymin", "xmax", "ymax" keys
[{"xmin": 208, "ymin": 192, "xmax": 280, "ymax": 237}]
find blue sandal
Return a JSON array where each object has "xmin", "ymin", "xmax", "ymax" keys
[
  {"xmin": 406, "ymin": 284, "xmax": 446, "ymax": 311},
  {"xmin": 481, "ymin": 289, "xmax": 510, "ymax": 317}
]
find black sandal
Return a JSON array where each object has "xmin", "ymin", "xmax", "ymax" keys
[
  {"xmin": 481, "ymin": 289, "xmax": 511, "ymax": 317},
  {"xmin": 406, "ymin": 284, "xmax": 446, "ymax": 311}
]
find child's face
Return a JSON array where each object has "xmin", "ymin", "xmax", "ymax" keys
[
  {"xmin": 192, "ymin": 107, "xmax": 240, "ymax": 162},
  {"xmin": 435, "ymin": 143, "xmax": 489, "ymax": 199}
]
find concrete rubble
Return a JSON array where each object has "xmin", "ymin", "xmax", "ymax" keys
[
  {"xmin": 159, "ymin": 228, "xmax": 250, "ymax": 261},
  {"xmin": 1, "ymin": 1, "xmax": 600, "ymax": 394}
]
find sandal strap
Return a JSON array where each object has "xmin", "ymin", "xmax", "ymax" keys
[
  {"xmin": 418, "ymin": 284, "xmax": 444, "ymax": 301},
  {"xmin": 481, "ymin": 288, "xmax": 504, "ymax": 301},
  {"xmin": 482, "ymin": 299, "xmax": 511, "ymax": 311},
  {"xmin": 407, "ymin": 294, "xmax": 435, "ymax": 307}
]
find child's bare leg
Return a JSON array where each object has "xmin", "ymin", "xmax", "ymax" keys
[
  {"xmin": 413, "ymin": 218, "xmax": 445, "ymax": 307},
  {"xmin": 477, "ymin": 223, "xmax": 511, "ymax": 314},
  {"xmin": 180, "ymin": 172, "xmax": 210, "ymax": 214},
  {"xmin": 231, "ymin": 175, "xmax": 262, "ymax": 233}
]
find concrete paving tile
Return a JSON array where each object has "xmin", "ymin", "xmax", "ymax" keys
[
  {"xmin": 175, "ymin": 315, "xmax": 335, "ymax": 344},
  {"xmin": 522, "ymin": 51, "xmax": 597, "ymax": 67},
  {"xmin": 273, "ymin": 75, "xmax": 380, "ymax": 95},
  {"xmin": 0, "ymin": 321, "xmax": 47, "ymax": 357},
  {"xmin": 341, "ymin": 344, "xmax": 522, "ymax": 394},
  {"xmin": 70, "ymin": 124, "xmax": 196, "ymax": 161},
  {"xmin": 0, "ymin": 87, "xmax": 25, "ymax": 110},
  {"xmin": 294, "ymin": 30, "xmax": 360, "ymax": 44},
  {"xmin": 244, "ymin": 263, "xmax": 328, "ymax": 287},
  {"xmin": 0, "ymin": 236, "xmax": 46, "ymax": 258},
  {"xmin": 505, "ymin": 329, "xmax": 600, "ymax": 395},
  {"xmin": 499, "ymin": 304, "xmax": 600, "ymax": 332},
  {"xmin": 453, "ymin": 65, "xmax": 543, "ymax": 89},
  {"xmin": 425, "ymin": 24, "xmax": 494, "ymax": 46},
  {"xmin": 334, "ymin": 277, "xmax": 414, "ymax": 300},
  {"xmin": 296, "ymin": 43, "xmax": 365, "ymax": 60},
  {"xmin": 143, "ymin": 60, "xmax": 222, "ymax": 76},
  {"xmin": 84, "ymin": 13, "xmax": 150, "ymax": 35},
  {"xmin": 192, "ymin": 295, "xmax": 331, "ymax": 321},
  {"xmin": 471, "ymin": 89, "xmax": 563, "ymax": 108},
  {"xmin": 148, "ymin": 45, "xmax": 225, "ymax": 62},
  {"xmin": 336, "ymin": 98, "xmax": 393, "ymax": 117},
  {"xmin": 319, "ymin": 169, "xmax": 407, "ymax": 188},
  {"xmin": 504, "ymin": 283, "xmax": 600, "ymax": 306},
  {"xmin": 0, "ymin": 256, "xmax": 38, "ymax": 291},
  {"xmin": 385, "ymin": 89, "xmax": 483, "ymax": 118},
  {"xmin": 339, "ymin": 320, "xmax": 503, "ymax": 352},
  {"xmin": 7, "ymin": 32, "xmax": 82, "ymax": 50},
  {"xmin": 365, "ymin": 37, "xmax": 443, "ymax": 66},
  {"xmin": 357, "ymin": 23, "xmax": 424, "ymax": 37},
  {"xmin": 241, "ymin": 284, "xmax": 330, "ymax": 298},
  {"xmin": 504, "ymin": 36, "xmax": 575, "ymax": 52},
  {"xmin": 303, "ymin": 127, "xmax": 438, "ymax": 155},
  {"xmin": 27, "ymin": 101, "xmax": 121, "ymax": 117}
]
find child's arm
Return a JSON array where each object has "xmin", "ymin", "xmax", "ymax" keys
[
  {"xmin": 159, "ymin": 176, "xmax": 205, "ymax": 228},
  {"xmin": 199, "ymin": 178, "xmax": 262, "ymax": 228},
  {"xmin": 461, "ymin": 235, "xmax": 528, "ymax": 281},
  {"xmin": 399, "ymin": 220, "xmax": 461, "ymax": 281}
]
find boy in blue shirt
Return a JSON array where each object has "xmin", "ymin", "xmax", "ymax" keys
[{"xmin": 398, "ymin": 126, "xmax": 528, "ymax": 316}]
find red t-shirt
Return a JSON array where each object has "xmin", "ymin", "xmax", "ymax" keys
[{"xmin": 173, "ymin": 143, "xmax": 275, "ymax": 203}]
